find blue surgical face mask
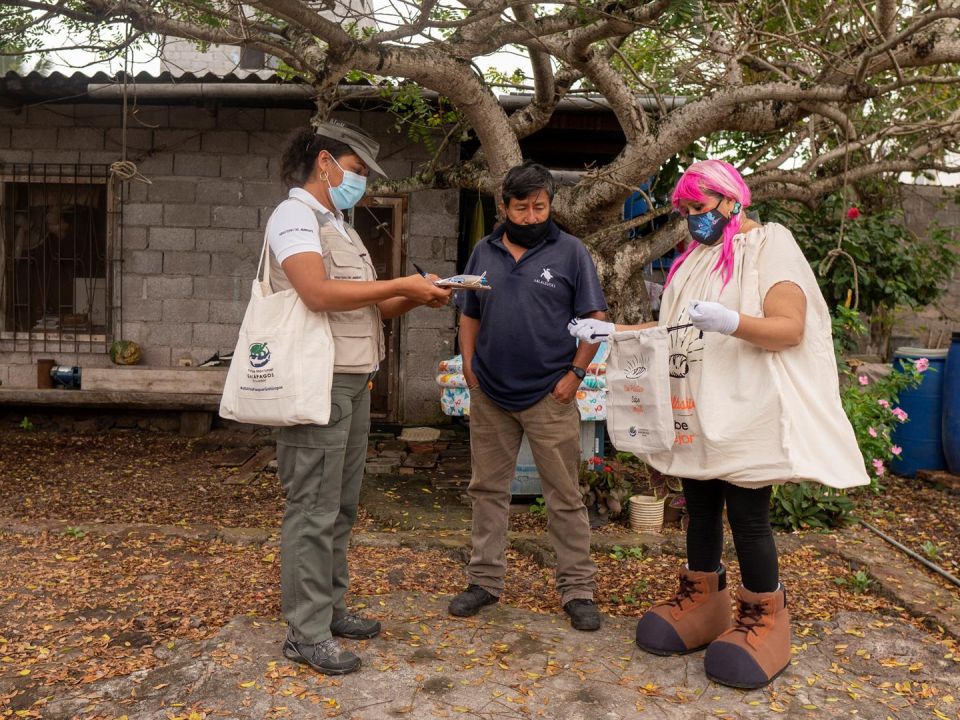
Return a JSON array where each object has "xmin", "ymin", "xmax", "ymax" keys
[
  {"xmin": 327, "ymin": 155, "xmax": 367, "ymax": 210},
  {"xmin": 687, "ymin": 200, "xmax": 741, "ymax": 245}
]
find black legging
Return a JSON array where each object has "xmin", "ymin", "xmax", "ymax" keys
[{"xmin": 683, "ymin": 478, "xmax": 779, "ymax": 593}]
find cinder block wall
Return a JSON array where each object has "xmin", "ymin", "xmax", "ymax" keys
[{"xmin": 0, "ymin": 102, "xmax": 458, "ymax": 423}]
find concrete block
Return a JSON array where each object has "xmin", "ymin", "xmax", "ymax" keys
[
  {"xmin": 0, "ymin": 127, "xmax": 9, "ymax": 149},
  {"xmin": 211, "ymin": 252, "xmax": 251, "ymax": 276},
  {"xmin": 169, "ymin": 106, "xmax": 217, "ymax": 130},
  {"xmin": 0, "ymin": 150, "xmax": 32, "ymax": 164},
  {"xmin": 154, "ymin": 129, "xmax": 202, "ymax": 153},
  {"xmin": 135, "ymin": 153, "xmax": 174, "ymax": 176},
  {"xmin": 122, "ymin": 296, "xmax": 163, "ymax": 322},
  {"xmin": 126, "ymin": 250, "xmax": 164, "ymax": 274},
  {"xmin": 264, "ymin": 108, "xmax": 312, "ymax": 131},
  {"xmin": 201, "ymin": 131, "xmax": 250, "ymax": 154},
  {"xmin": 212, "ymin": 205, "xmax": 260, "ymax": 229},
  {"xmin": 121, "ymin": 276, "xmax": 146, "ymax": 304},
  {"xmin": 31, "ymin": 150, "xmax": 80, "ymax": 164},
  {"xmin": 122, "ymin": 226, "xmax": 148, "ymax": 250},
  {"xmin": 58, "ymin": 127, "xmax": 105, "ymax": 150},
  {"xmin": 164, "ymin": 203, "xmax": 211, "ymax": 228},
  {"xmin": 197, "ymin": 229, "xmax": 243, "ymax": 253},
  {"xmin": 162, "ymin": 298, "xmax": 209, "ymax": 323},
  {"xmin": 147, "ymin": 178, "xmax": 196, "ymax": 203},
  {"xmin": 26, "ymin": 105, "xmax": 74, "ymax": 126},
  {"xmin": 105, "ymin": 128, "xmax": 154, "ymax": 154},
  {"xmin": 163, "ymin": 251, "xmax": 211, "ymax": 275},
  {"xmin": 73, "ymin": 104, "xmax": 126, "ymax": 127},
  {"xmin": 149, "ymin": 227, "xmax": 196, "ymax": 251},
  {"xmin": 197, "ymin": 180, "xmax": 243, "ymax": 205},
  {"xmin": 195, "ymin": 278, "xmax": 241, "ymax": 301},
  {"xmin": 145, "ymin": 275, "xmax": 193, "ymax": 299},
  {"xmin": 248, "ymin": 131, "xmax": 287, "ymax": 155},
  {"xmin": 241, "ymin": 179, "xmax": 284, "ymax": 205},
  {"xmin": 173, "ymin": 153, "xmax": 221, "ymax": 177},
  {"xmin": 122, "ymin": 181, "xmax": 149, "ymax": 203},
  {"xmin": 7, "ymin": 364, "xmax": 38, "ymax": 389},
  {"xmin": 123, "ymin": 203, "xmax": 164, "ymax": 227},
  {"xmin": 79, "ymin": 151, "xmax": 123, "ymax": 165},
  {"xmin": 208, "ymin": 300, "xmax": 245, "ymax": 324},
  {"xmin": 193, "ymin": 322, "xmax": 244, "ymax": 348},
  {"xmin": 139, "ymin": 344, "xmax": 171, "ymax": 367},
  {"xmin": 223, "ymin": 155, "xmax": 270, "ymax": 180},
  {"xmin": 409, "ymin": 213, "xmax": 457, "ymax": 238},
  {"xmin": 216, "ymin": 106, "xmax": 265, "ymax": 132}
]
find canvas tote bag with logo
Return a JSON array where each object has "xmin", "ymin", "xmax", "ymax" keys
[
  {"xmin": 219, "ymin": 230, "xmax": 334, "ymax": 426},
  {"xmin": 606, "ymin": 326, "xmax": 674, "ymax": 453}
]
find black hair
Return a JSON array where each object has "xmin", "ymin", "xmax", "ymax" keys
[
  {"xmin": 501, "ymin": 159, "xmax": 555, "ymax": 206},
  {"xmin": 280, "ymin": 127, "xmax": 354, "ymax": 189}
]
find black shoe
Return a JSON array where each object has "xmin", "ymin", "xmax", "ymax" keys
[
  {"xmin": 331, "ymin": 612, "xmax": 381, "ymax": 640},
  {"xmin": 282, "ymin": 636, "xmax": 361, "ymax": 675},
  {"xmin": 448, "ymin": 584, "xmax": 499, "ymax": 617},
  {"xmin": 564, "ymin": 599, "xmax": 602, "ymax": 631}
]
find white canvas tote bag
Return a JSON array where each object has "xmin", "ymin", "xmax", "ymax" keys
[
  {"xmin": 606, "ymin": 327, "xmax": 674, "ymax": 453},
  {"xmin": 219, "ymin": 233, "xmax": 334, "ymax": 426}
]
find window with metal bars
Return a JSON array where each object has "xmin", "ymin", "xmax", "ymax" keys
[{"xmin": 0, "ymin": 164, "xmax": 117, "ymax": 351}]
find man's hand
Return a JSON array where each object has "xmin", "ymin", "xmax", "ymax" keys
[
  {"xmin": 552, "ymin": 371, "xmax": 581, "ymax": 404},
  {"xmin": 567, "ymin": 317, "xmax": 615, "ymax": 342},
  {"xmin": 688, "ymin": 300, "xmax": 740, "ymax": 335}
]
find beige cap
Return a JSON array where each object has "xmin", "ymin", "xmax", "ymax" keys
[{"xmin": 315, "ymin": 120, "xmax": 387, "ymax": 177}]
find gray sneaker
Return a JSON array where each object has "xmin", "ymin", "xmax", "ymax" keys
[
  {"xmin": 282, "ymin": 636, "xmax": 361, "ymax": 675},
  {"xmin": 330, "ymin": 612, "xmax": 381, "ymax": 640}
]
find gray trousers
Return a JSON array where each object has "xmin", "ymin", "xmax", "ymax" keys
[
  {"xmin": 466, "ymin": 387, "xmax": 597, "ymax": 605},
  {"xmin": 277, "ymin": 372, "xmax": 370, "ymax": 644}
]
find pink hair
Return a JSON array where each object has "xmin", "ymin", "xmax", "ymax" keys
[{"xmin": 664, "ymin": 160, "xmax": 752, "ymax": 290}]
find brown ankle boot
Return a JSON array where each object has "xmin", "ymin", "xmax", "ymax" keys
[
  {"xmin": 635, "ymin": 566, "xmax": 732, "ymax": 655},
  {"xmin": 704, "ymin": 585, "xmax": 791, "ymax": 689}
]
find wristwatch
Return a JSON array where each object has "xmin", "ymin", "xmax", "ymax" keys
[{"xmin": 567, "ymin": 364, "xmax": 586, "ymax": 380}]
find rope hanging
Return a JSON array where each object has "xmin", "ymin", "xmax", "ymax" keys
[
  {"xmin": 109, "ymin": 29, "xmax": 152, "ymax": 186},
  {"xmin": 817, "ymin": 134, "xmax": 859, "ymax": 309}
]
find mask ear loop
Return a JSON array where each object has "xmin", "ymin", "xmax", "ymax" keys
[{"xmin": 731, "ymin": 201, "xmax": 742, "ymax": 215}]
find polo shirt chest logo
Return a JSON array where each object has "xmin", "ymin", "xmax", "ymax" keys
[{"xmin": 534, "ymin": 267, "xmax": 557, "ymax": 288}]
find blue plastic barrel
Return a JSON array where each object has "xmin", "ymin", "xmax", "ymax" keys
[
  {"xmin": 942, "ymin": 333, "xmax": 960, "ymax": 474},
  {"xmin": 890, "ymin": 347, "xmax": 947, "ymax": 477}
]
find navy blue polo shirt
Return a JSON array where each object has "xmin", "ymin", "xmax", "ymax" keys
[{"xmin": 457, "ymin": 220, "xmax": 607, "ymax": 411}]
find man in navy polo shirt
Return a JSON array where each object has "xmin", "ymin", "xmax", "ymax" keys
[{"xmin": 449, "ymin": 160, "xmax": 608, "ymax": 631}]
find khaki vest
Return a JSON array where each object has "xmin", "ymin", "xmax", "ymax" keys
[{"xmin": 269, "ymin": 206, "xmax": 385, "ymax": 374}]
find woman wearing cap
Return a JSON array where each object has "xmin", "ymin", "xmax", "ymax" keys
[
  {"xmin": 569, "ymin": 160, "xmax": 867, "ymax": 689},
  {"xmin": 269, "ymin": 121, "xmax": 452, "ymax": 676}
]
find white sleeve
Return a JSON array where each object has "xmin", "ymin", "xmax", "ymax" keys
[{"xmin": 266, "ymin": 199, "xmax": 324, "ymax": 263}]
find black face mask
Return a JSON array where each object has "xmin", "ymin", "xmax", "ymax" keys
[{"xmin": 505, "ymin": 218, "xmax": 550, "ymax": 248}]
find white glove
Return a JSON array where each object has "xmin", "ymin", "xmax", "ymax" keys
[
  {"xmin": 688, "ymin": 300, "xmax": 740, "ymax": 335},
  {"xmin": 567, "ymin": 317, "xmax": 616, "ymax": 342}
]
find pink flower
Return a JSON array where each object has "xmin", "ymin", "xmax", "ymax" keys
[
  {"xmin": 891, "ymin": 445, "xmax": 902, "ymax": 456},
  {"xmin": 915, "ymin": 358, "xmax": 930, "ymax": 373},
  {"xmin": 878, "ymin": 399, "xmax": 890, "ymax": 408},
  {"xmin": 892, "ymin": 407, "xmax": 908, "ymax": 422},
  {"xmin": 604, "ymin": 465, "xmax": 612, "ymax": 473},
  {"xmin": 872, "ymin": 458, "xmax": 885, "ymax": 476},
  {"xmin": 868, "ymin": 427, "xmax": 877, "ymax": 437},
  {"xmin": 847, "ymin": 207, "xmax": 861, "ymax": 220},
  {"xmin": 858, "ymin": 375, "xmax": 869, "ymax": 386}
]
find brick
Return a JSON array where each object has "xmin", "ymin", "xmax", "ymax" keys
[
  {"xmin": 26, "ymin": 105, "xmax": 75, "ymax": 126},
  {"xmin": 154, "ymin": 129, "xmax": 202, "ymax": 153},
  {"xmin": 197, "ymin": 180, "xmax": 243, "ymax": 205},
  {"xmin": 169, "ymin": 106, "xmax": 217, "ymax": 130},
  {"xmin": 58, "ymin": 127, "xmax": 105, "ymax": 150},
  {"xmin": 123, "ymin": 203, "xmax": 164, "ymax": 226},
  {"xmin": 149, "ymin": 227, "xmax": 195, "ymax": 251},
  {"xmin": 126, "ymin": 250, "xmax": 163, "ymax": 274},
  {"xmin": 197, "ymin": 228, "xmax": 243, "ymax": 253},
  {"xmin": 223, "ymin": 155, "xmax": 270, "ymax": 180},
  {"xmin": 147, "ymin": 178, "xmax": 196, "ymax": 203},
  {"xmin": 193, "ymin": 322, "xmax": 244, "ymax": 348},
  {"xmin": 216, "ymin": 106, "xmax": 265, "ymax": 131},
  {"xmin": 195, "ymin": 277, "xmax": 241, "ymax": 301},
  {"xmin": 201, "ymin": 131, "xmax": 249, "ymax": 154},
  {"xmin": 212, "ymin": 205, "xmax": 259, "ymax": 229},
  {"xmin": 163, "ymin": 203, "xmax": 210, "ymax": 228},
  {"xmin": 208, "ymin": 299, "xmax": 245, "ymax": 324},
  {"xmin": 173, "ymin": 153, "xmax": 221, "ymax": 177},
  {"xmin": 163, "ymin": 298, "xmax": 209, "ymax": 323},
  {"xmin": 145, "ymin": 275, "xmax": 193, "ymax": 299},
  {"xmin": 122, "ymin": 296, "xmax": 163, "ymax": 322},
  {"xmin": 163, "ymin": 251, "xmax": 211, "ymax": 275}
]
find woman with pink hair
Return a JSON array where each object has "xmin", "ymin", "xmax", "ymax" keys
[{"xmin": 569, "ymin": 160, "xmax": 867, "ymax": 689}]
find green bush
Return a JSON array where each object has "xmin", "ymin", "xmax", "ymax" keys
[{"xmin": 770, "ymin": 482, "xmax": 856, "ymax": 531}]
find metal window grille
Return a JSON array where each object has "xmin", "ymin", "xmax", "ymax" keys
[{"xmin": 0, "ymin": 163, "xmax": 120, "ymax": 353}]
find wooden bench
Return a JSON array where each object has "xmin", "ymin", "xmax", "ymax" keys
[{"xmin": 0, "ymin": 367, "xmax": 229, "ymax": 436}]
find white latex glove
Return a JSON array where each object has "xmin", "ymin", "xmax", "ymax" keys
[
  {"xmin": 567, "ymin": 317, "xmax": 615, "ymax": 342},
  {"xmin": 688, "ymin": 300, "xmax": 740, "ymax": 335}
]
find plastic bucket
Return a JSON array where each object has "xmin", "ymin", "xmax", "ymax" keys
[
  {"xmin": 942, "ymin": 333, "xmax": 960, "ymax": 474},
  {"xmin": 629, "ymin": 495, "xmax": 664, "ymax": 533},
  {"xmin": 890, "ymin": 347, "xmax": 947, "ymax": 477}
]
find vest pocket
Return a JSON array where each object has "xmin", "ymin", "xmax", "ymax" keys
[
  {"xmin": 332, "ymin": 321, "xmax": 376, "ymax": 369},
  {"xmin": 328, "ymin": 249, "xmax": 365, "ymax": 280}
]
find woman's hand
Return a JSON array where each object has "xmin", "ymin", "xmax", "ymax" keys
[
  {"xmin": 688, "ymin": 300, "xmax": 740, "ymax": 335},
  {"xmin": 567, "ymin": 317, "xmax": 615, "ymax": 341},
  {"xmin": 398, "ymin": 273, "xmax": 452, "ymax": 306},
  {"xmin": 424, "ymin": 274, "xmax": 452, "ymax": 308}
]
